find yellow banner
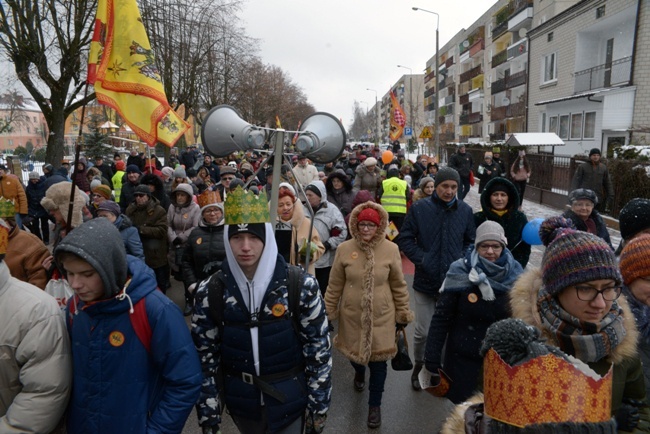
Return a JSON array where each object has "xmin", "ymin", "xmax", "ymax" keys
[{"xmin": 88, "ymin": 0, "xmax": 189, "ymax": 147}]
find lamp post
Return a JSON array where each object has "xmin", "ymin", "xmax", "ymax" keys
[
  {"xmin": 360, "ymin": 101, "xmax": 369, "ymax": 141},
  {"xmin": 397, "ymin": 65, "xmax": 413, "ymax": 152},
  {"xmin": 366, "ymin": 88, "xmax": 379, "ymax": 146},
  {"xmin": 412, "ymin": 7, "xmax": 440, "ymax": 160}
]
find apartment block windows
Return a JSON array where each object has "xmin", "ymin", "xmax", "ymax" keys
[
  {"xmin": 549, "ymin": 116, "xmax": 558, "ymax": 134},
  {"xmin": 547, "ymin": 32, "xmax": 554, "ymax": 42},
  {"xmin": 584, "ymin": 112, "xmax": 596, "ymax": 139},
  {"xmin": 570, "ymin": 113, "xmax": 583, "ymax": 139},
  {"xmin": 541, "ymin": 113, "xmax": 547, "ymax": 132},
  {"xmin": 559, "ymin": 114, "xmax": 569, "ymax": 139},
  {"xmin": 542, "ymin": 53, "xmax": 557, "ymax": 83},
  {"xmin": 596, "ymin": 5, "xmax": 606, "ymax": 18}
]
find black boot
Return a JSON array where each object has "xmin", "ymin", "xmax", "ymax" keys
[{"xmin": 411, "ymin": 363, "xmax": 422, "ymax": 391}]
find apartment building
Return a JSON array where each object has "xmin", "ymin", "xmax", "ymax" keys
[
  {"xmin": 528, "ymin": 0, "xmax": 640, "ymax": 156},
  {"xmin": 378, "ymin": 73, "xmax": 426, "ymax": 145}
]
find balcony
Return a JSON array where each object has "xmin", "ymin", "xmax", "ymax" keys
[
  {"xmin": 446, "ymin": 57, "xmax": 455, "ymax": 68},
  {"xmin": 468, "ymin": 88, "xmax": 484, "ymax": 102},
  {"xmin": 506, "ymin": 70, "xmax": 527, "ymax": 89},
  {"xmin": 508, "ymin": 0, "xmax": 533, "ymax": 33},
  {"xmin": 425, "ymin": 102, "xmax": 436, "ymax": 112},
  {"xmin": 491, "ymin": 106, "xmax": 507, "ymax": 121},
  {"xmin": 469, "ymin": 112, "xmax": 483, "ymax": 124},
  {"xmin": 459, "ymin": 94, "xmax": 470, "ymax": 105},
  {"xmin": 469, "ymin": 38, "xmax": 485, "ymax": 57},
  {"xmin": 444, "ymin": 94, "xmax": 454, "ymax": 105},
  {"xmin": 507, "ymin": 39, "xmax": 527, "ymax": 60},
  {"xmin": 424, "ymin": 87, "xmax": 436, "ymax": 98},
  {"xmin": 492, "ymin": 77, "xmax": 506, "ymax": 94},
  {"xmin": 574, "ymin": 56, "xmax": 632, "ymax": 93},
  {"xmin": 492, "ymin": 20, "xmax": 509, "ymax": 40},
  {"xmin": 424, "ymin": 70, "xmax": 436, "ymax": 84},
  {"xmin": 492, "ymin": 49, "xmax": 508, "ymax": 68},
  {"xmin": 460, "ymin": 65, "xmax": 482, "ymax": 83}
]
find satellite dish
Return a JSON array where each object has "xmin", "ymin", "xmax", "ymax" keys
[
  {"xmin": 519, "ymin": 28, "xmax": 528, "ymax": 38},
  {"xmin": 502, "ymin": 97, "xmax": 510, "ymax": 105},
  {"xmin": 462, "ymin": 40, "xmax": 470, "ymax": 48}
]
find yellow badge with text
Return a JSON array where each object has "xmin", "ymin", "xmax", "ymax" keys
[
  {"xmin": 196, "ymin": 237, "xmax": 202, "ymax": 245},
  {"xmin": 468, "ymin": 293, "xmax": 478, "ymax": 303},
  {"xmin": 351, "ymin": 251, "xmax": 358, "ymax": 259},
  {"xmin": 272, "ymin": 303, "xmax": 286, "ymax": 317},
  {"xmin": 109, "ymin": 331, "xmax": 125, "ymax": 347}
]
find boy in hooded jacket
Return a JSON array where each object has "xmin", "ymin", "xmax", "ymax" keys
[{"xmin": 55, "ymin": 217, "xmax": 202, "ymax": 434}]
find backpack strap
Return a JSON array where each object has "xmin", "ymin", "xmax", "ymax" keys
[
  {"xmin": 286, "ymin": 265, "xmax": 303, "ymax": 335},
  {"xmin": 129, "ymin": 298, "xmax": 152, "ymax": 353}
]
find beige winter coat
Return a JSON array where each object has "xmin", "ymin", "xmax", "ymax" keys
[
  {"xmin": 325, "ymin": 201, "xmax": 414, "ymax": 364},
  {"xmin": 276, "ymin": 198, "xmax": 325, "ymax": 275},
  {"xmin": 0, "ymin": 261, "xmax": 72, "ymax": 432}
]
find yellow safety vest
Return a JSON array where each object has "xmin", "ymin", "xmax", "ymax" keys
[{"xmin": 381, "ymin": 177, "xmax": 408, "ymax": 214}]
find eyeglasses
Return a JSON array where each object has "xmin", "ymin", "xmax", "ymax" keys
[
  {"xmin": 204, "ymin": 208, "xmax": 221, "ymax": 215},
  {"xmin": 358, "ymin": 222, "xmax": 377, "ymax": 229},
  {"xmin": 574, "ymin": 285, "xmax": 622, "ymax": 301},
  {"xmin": 222, "ymin": 177, "xmax": 235, "ymax": 181},
  {"xmin": 477, "ymin": 243, "xmax": 503, "ymax": 252}
]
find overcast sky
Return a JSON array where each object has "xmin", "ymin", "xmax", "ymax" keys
[{"xmin": 240, "ymin": 0, "xmax": 495, "ymax": 129}]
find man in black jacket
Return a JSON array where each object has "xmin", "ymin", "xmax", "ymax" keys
[{"xmin": 448, "ymin": 145, "xmax": 474, "ymax": 200}]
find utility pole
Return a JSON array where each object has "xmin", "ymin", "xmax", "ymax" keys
[{"xmin": 366, "ymin": 88, "xmax": 379, "ymax": 146}]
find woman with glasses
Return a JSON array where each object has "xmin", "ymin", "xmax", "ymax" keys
[
  {"xmin": 422, "ymin": 221, "xmax": 523, "ymax": 404},
  {"xmin": 325, "ymin": 202, "xmax": 414, "ymax": 428},
  {"xmin": 562, "ymin": 188, "xmax": 613, "ymax": 249},
  {"xmin": 274, "ymin": 184, "xmax": 324, "ymax": 275},
  {"xmin": 510, "ymin": 217, "xmax": 650, "ymax": 431}
]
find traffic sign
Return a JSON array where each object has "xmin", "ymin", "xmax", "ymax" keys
[
  {"xmin": 404, "ymin": 127, "xmax": 413, "ymax": 137},
  {"xmin": 419, "ymin": 126, "xmax": 433, "ymax": 139}
]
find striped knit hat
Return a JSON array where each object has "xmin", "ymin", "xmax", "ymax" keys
[
  {"xmin": 539, "ymin": 216, "xmax": 621, "ymax": 296},
  {"xmin": 620, "ymin": 234, "xmax": 650, "ymax": 286}
]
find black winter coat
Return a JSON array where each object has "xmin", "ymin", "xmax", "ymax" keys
[
  {"xmin": 448, "ymin": 151, "xmax": 474, "ymax": 178},
  {"xmin": 26, "ymin": 178, "xmax": 48, "ymax": 218},
  {"xmin": 125, "ymin": 197, "xmax": 168, "ymax": 268},
  {"xmin": 476, "ymin": 161, "xmax": 501, "ymax": 194},
  {"xmin": 181, "ymin": 221, "xmax": 226, "ymax": 287},
  {"xmin": 562, "ymin": 208, "xmax": 613, "ymax": 249}
]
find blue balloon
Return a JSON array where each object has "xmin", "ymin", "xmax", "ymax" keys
[{"xmin": 522, "ymin": 218, "xmax": 545, "ymax": 245}]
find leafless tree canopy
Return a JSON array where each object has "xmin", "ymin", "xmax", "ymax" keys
[{"xmin": 0, "ymin": 0, "xmax": 316, "ymax": 163}]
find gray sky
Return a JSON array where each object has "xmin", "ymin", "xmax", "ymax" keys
[{"xmin": 240, "ymin": 0, "xmax": 494, "ymax": 129}]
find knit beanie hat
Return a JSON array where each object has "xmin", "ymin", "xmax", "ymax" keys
[
  {"xmin": 418, "ymin": 176, "xmax": 434, "ymax": 189},
  {"xmin": 434, "ymin": 167, "xmax": 460, "ymax": 188},
  {"xmin": 28, "ymin": 171, "xmax": 40, "ymax": 180},
  {"xmin": 619, "ymin": 198, "xmax": 650, "ymax": 241},
  {"xmin": 115, "ymin": 160, "xmax": 126, "ymax": 171},
  {"xmin": 475, "ymin": 221, "xmax": 508, "ymax": 248},
  {"xmin": 97, "ymin": 200, "xmax": 121, "ymax": 218},
  {"xmin": 364, "ymin": 157, "xmax": 377, "ymax": 167},
  {"xmin": 568, "ymin": 188, "xmax": 598, "ymax": 205},
  {"xmin": 161, "ymin": 166, "xmax": 174, "ymax": 179},
  {"xmin": 54, "ymin": 218, "xmax": 128, "ymax": 299},
  {"xmin": 589, "ymin": 148, "xmax": 601, "ymax": 156},
  {"xmin": 305, "ymin": 184, "xmax": 322, "ymax": 198},
  {"xmin": 92, "ymin": 184, "xmax": 112, "ymax": 200},
  {"xmin": 126, "ymin": 164, "xmax": 141, "ymax": 174},
  {"xmin": 357, "ymin": 207, "xmax": 381, "ymax": 226},
  {"xmin": 134, "ymin": 185, "xmax": 152, "ymax": 197},
  {"xmin": 620, "ymin": 234, "xmax": 650, "ymax": 286},
  {"xmin": 173, "ymin": 166, "xmax": 186, "ymax": 178},
  {"xmin": 227, "ymin": 222, "xmax": 266, "ymax": 245},
  {"xmin": 539, "ymin": 217, "xmax": 621, "ymax": 296},
  {"xmin": 278, "ymin": 182, "xmax": 296, "ymax": 196}
]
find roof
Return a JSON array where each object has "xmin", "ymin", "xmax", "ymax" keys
[
  {"xmin": 505, "ymin": 133, "xmax": 565, "ymax": 147},
  {"xmin": 99, "ymin": 121, "xmax": 119, "ymax": 129}
]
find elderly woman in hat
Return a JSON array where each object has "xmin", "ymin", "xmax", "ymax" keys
[
  {"xmin": 423, "ymin": 221, "xmax": 523, "ymax": 404},
  {"xmin": 562, "ymin": 188, "xmax": 612, "ymax": 249},
  {"xmin": 352, "ymin": 157, "xmax": 382, "ymax": 199},
  {"xmin": 510, "ymin": 217, "xmax": 650, "ymax": 432},
  {"xmin": 325, "ymin": 201, "xmax": 413, "ymax": 429}
]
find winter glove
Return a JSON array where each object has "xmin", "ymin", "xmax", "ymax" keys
[
  {"xmin": 616, "ymin": 401, "xmax": 641, "ymax": 432},
  {"xmin": 323, "ymin": 240, "xmax": 332, "ymax": 251},
  {"xmin": 201, "ymin": 424, "xmax": 220, "ymax": 434},
  {"xmin": 305, "ymin": 412, "xmax": 326, "ymax": 434}
]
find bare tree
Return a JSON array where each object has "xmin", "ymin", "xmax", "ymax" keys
[
  {"xmin": 0, "ymin": 90, "xmax": 29, "ymax": 134},
  {"xmin": 0, "ymin": 0, "xmax": 97, "ymax": 165}
]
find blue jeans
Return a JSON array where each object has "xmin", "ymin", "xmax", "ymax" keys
[{"xmin": 351, "ymin": 361, "xmax": 388, "ymax": 407}]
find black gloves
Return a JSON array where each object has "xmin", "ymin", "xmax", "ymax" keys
[
  {"xmin": 615, "ymin": 399, "xmax": 642, "ymax": 432},
  {"xmin": 323, "ymin": 241, "xmax": 332, "ymax": 251}
]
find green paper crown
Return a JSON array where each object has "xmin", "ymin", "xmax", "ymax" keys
[
  {"xmin": 224, "ymin": 186, "xmax": 270, "ymax": 225},
  {"xmin": 0, "ymin": 197, "xmax": 16, "ymax": 218}
]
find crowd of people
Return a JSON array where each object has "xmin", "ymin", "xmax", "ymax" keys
[{"xmin": 1, "ymin": 140, "xmax": 650, "ymax": 434}]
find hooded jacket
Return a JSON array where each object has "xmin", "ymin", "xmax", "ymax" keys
[
  {"xmin": 325, "ymin": 171, "xmax": 354, "ymax": 216},
  {"xmin": 126, "ymin": 196, "xmax": 169, "ymax": 269},
  {"xmin": 303, "ymin": 181, "xmax": 348, "ymax": 268},
  {"xmin": 25, "ymin": 177, "xmax": 48, "ymax": 218},
  {"xmin": 474, "ymin": 177, "xmax": 531, "ymax": 268},
  {"xmin": 114, "ymin": 214, "xmax": 145, "ymax": 260},
  {"xmin": 325, "ymin": 202, "xmax": 414, "ymax": 364},
  {"xmin": 55, "ymin": 218, "xmax": 201, "ymax": 433},
  {"xmin": 510, "ymin": 269, "xmax": 647, "ymax": 422},
  {"xmin": 0, "ymin": 261, "xmax": 71, "ymax": 433},
  {"xmin": 352, "ymin": 164, "xmax": 382, "ymax": 198},
  {"xmin": 71, "ymin": 161, "xmax": 90, "ymax": 193},
  {"xmin": 181, "ymin": 217, "xmax": 226, "ymax": 287}
]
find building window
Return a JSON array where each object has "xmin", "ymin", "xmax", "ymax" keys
[
  {"xmin": 559, "ymin": 114, "xmax": 569, "ymax": 139},
  {"xmin": 547, "ymin": 32, "xmax": 554, "ymax": 42},
  {"xmin": 26, "ymin": 126, "xmax": 30, "ymax": 133},
  {"xmin": 584, "ymin": 112, "xmax": 596, "ymax": 138},
  {"xmin": 541, "ymin": 113, "xmax": 547, "ymax": 132},
  {"xmin": 596, "ymin": 5, "xmax": 606, "ymax": 18},
  {"xmin": 33, "ymin": 116, "xmax": 36, "ymax": 123},
  {"xmin": 542, "ymin": 53, "xmax": 557, "ymax": 83},
  {"xmin": 570, "ymin": 113, "xmax": 583, "ymax": 139},
  {"xmin": 549, "ymin": 116, "xmax": 558, "ymax": 134}
]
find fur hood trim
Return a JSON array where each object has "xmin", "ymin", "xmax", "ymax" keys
[
  {"xmin": 510, "ymin": 268, "xmax": 639, "ymax": 365},
  {"xmin": 41, "ymin": 182, "xmax": 86, "ymax": 228},
  {"xmin": 441, "ymin": 393, "xmax": 484, "ymax": 434},
  {"xmin": 348, "ymin": 201, "xmax": 388, "ymax": 245}
]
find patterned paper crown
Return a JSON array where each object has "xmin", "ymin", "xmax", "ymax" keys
[
  {"xmin": 197, "ymin": 189, "xmax": 222, "ymax": 209},
  {"xmin": 0, "ymin": 197, "xmax": 16, "ymax": 219},
  {"xmin": 224, "ymin": 186, "xmax": 269, "ymax": 225},
  {"xmin": 483, "ymin": 348, "xmax": 613, "ymax": 427},
  {"xmin": 0, "ymin": 222, "xmax": 7, "ymax": 255}
]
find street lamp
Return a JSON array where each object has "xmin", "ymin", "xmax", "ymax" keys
[
  {"xmin": 412, "ymin": 6, "xmax": 440, "ymax": 160},
  {"xmin": 360, "ymin": 101, "xmax": 369, "ymax": 141},
  {"xmin": 397, "ymin": 65, "xmax": 413, "ymax": 152},
  {"xmin": 366, "ymin": 88, "xmax": 379, "ymax": 146}
]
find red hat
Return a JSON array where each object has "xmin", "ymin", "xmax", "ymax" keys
[{"xmin": 357, "ymin": 207, "xmax": 380, "ymax": 226}]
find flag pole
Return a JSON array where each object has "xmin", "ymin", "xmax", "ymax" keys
[{"xmin": 65, "ymin": 83, "xmax": 91, "ymax": 234}]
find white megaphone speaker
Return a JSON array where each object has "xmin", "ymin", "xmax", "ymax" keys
[
  {"xmin": 294, "ymin": 112, "xmax": 346, "ymax": 164},
  {"xmin": 201, "ymin": 105, "xmax": 266, "ymax": 157}
]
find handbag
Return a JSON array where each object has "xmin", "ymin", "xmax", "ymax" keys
[
  {"xmin": 469, "ymin": 170, "xmax": 475, "ymax": 186},
  {"xmin": 45, "ymin": 277, "xmax": 74, "ymax": 313},
  {"xmin": 391, "ymin": 326, "xmax": 413, "ymax": 371}
]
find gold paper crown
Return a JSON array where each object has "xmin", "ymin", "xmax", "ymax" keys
[
  {"xmin": 0, "ymin": 197, "xmax": 16, "ymax": 218},
  {"xmin": 483, "ymin": 348, "xmax": 613, "ymax": 427},
  {"xmin": 224, "ymin": 186, "xmax": 269, "ymax": 225},
  {"xmin": 0, "ymin": 223, "xmax": 7, "ymax": 254},
  {"xmin": 197, "ymin": 189, "xmax": 222, "ymax": 209}
]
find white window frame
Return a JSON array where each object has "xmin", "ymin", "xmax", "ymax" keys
[
  {"xmin": 570, "ymin": 113, "xmax": 583, "ymax": 140},
  {"xmin": 559, "ymin": 114, "xmax": 569, "ymax": 139},
  {"xmin": 541, "ymin": 52, "xmax": 557, "ymax": 84},
  {"xmin": 549, "ymin": 116, "xmax": 558, "ymax": 134},
  {"xmin": 583, "ymin": 111, "xmax": 597, "ymax": 139}
]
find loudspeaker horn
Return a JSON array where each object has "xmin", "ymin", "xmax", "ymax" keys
[
  {"xmin": 294, "ymin": 112, "xmax": 346, "ymax": 164},
  {"xmin": 201, "ymin": 105, "xmax": 266, "ymax": 158}
]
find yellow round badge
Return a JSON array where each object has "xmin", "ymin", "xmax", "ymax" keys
[
  {"xmin": 351, "ymin": 252, "xmax": 358, "ymax": 259},
  {"xmin": 272, "ymin": 303, "xmax": 286, "ymax": 317},
  {"xmin": 196, "ymin": 238, "xmax": 202, "ymax": 245},
  {"xmin": 109, "ymin": 331, "xmax": 125, "ymax": 347},
  {"xmin": 467, "ymin": 293, "xmax": 479, "ymax": 303},
  {"xmin": 183, "ymin": 213, "xmax": 189, "ymax": 219}
]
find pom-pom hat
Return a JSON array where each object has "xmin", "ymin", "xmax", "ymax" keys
[
  {"xmin": 539, "ymin": 216, "xmax": 621, "ymax": 296},
  {"xmin": 620, "ymin": 234, "xmax": 650, "ymax": 286}
]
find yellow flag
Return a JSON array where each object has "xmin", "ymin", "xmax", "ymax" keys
[
  {"xmin": 385, "ymin": 221, "xmax": 399, "ymax": 241},
  {"xmin": 88, "ymin": 0, "xmax": 189, "ymax": 147},
  {"xmin": 275, "ymin": 115, "xmax": 282, "ymax": 129}
]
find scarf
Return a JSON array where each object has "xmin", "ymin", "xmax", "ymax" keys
[
  {"xmin": 440, "ymin": 248, "xmax": 522, "ymax": 301},
  {"xmin": 623, "ymin": 286, "xmax": 650, "ymax": 340},
  {"xmin": 491, "ymin": 209, "xmax": 507, "ymax": 217},
  {"xmin": 537, "ymin": 286, "xmax": 626, "ymax": 363}
]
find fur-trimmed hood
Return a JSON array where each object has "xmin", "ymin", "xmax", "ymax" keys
[
  {"xmin": 509, "ymin": 268, "xmax": 639, "ymax": 365},
  {"xmin": 41, "ymin": 182, "xmax": 86, "ymax": 228},
  {"xmin": 479, "ymin": 177, "xmax": 520, "ymax": 214},
  {"xmin": 441, "ymin": 392, "xmax": 483, "ymax": 434},
  {"xmin": 348, "ymin": 201, "xmax": 388, "ymax": 246}
]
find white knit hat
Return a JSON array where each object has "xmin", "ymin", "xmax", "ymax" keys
[{"xmin": 475, "ymin": 221, "xmax": 507, "ymax": 247}]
